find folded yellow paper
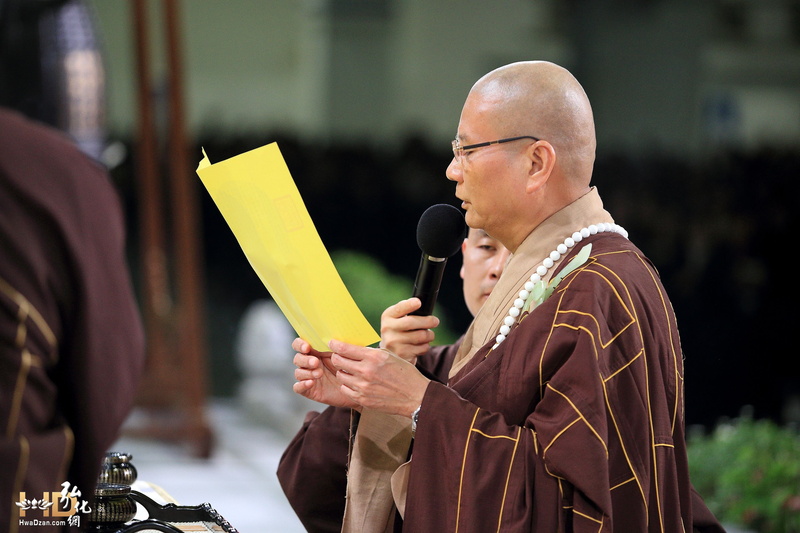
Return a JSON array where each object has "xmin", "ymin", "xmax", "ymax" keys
[{"xmin": 196, "ymin": 143, "xmax": 380, "ymax": 351}]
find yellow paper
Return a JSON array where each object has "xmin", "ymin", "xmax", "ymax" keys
[{"xmin": 196, "ymin": 143, "xmax": 380, "ymax": 351}]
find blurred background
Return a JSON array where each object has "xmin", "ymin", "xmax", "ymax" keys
[{"xmin": 2, "ymin": 0, "xmax": 798, "ymax": 531}]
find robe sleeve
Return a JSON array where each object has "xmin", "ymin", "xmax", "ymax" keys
[
  {"xmin": 276, "ymin": 341, "xmax": 463, "ymax": 531},
  {"xmin": 277, "ymin": 407, "xmax": 352, "ymax": 533},
  {"xmin": 402, "ymin": 381, "xmax": 564, "ymax": 532}
]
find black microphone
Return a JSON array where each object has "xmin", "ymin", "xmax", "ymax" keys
[{"xmin": 411, "ymin": 204, "xmax": 466, "ymax": 316}]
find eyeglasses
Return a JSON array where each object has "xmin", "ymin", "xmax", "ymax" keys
[{"xmin": 451, "ymin": 135, "xmax": 540, "ymax": 165}]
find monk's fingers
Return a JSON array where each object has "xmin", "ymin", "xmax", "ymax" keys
[
  {"xmin": 293, "ymin": 353, "xmax": 320, "ymax": 370},
  {"xmin": 292, "ymin": 337, "xmax": 311, "ymax": 354},
  {"xmin": 397, "ymin": 328, "xmax": 436, "ymax": 347},
  {"xmin": 294, "ymin": 365, "xmax": 322, "ymax": 382},
  {"xmin": 329, "ymin": 339, "xmax": 388, "ymax": 364},
  {"xmin": 292, "ymin": 379, "xmax": 315, "ymax": 395},
  {"xmin": 330, "ymin": 351, "xmax": 373, "ymax": 379},
  {"xmin": 381, "ymin": 297, "xmax": 422, "ymax": 320}
]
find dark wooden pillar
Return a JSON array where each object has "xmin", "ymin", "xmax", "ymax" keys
[{"xmin": 129, "ymin": 0, "xmax": 212, "ymax": 458}]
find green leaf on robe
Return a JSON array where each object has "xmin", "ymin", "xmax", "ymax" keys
[{"xmin": 523, "ymin": 243, "xmax": 592, "ymax": 313}]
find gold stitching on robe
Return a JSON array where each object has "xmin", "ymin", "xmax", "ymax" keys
[
  {"xmin": 496, "ymin": 426, "xmax": 522, "ymax": 532},
  {"xmin": 583, "ymin": 250, "xmax": 679, "ymax": 528},
  {"xmin": 603, "ymin": 350, "xmax": 643, "ymax": 382},
  {"xmin": 544, "ymin": 416, "xmax": 581, "ymax": 458},
  {"xmin": 547, "ymin": 249, "xmax": 678, "ymax": 527},
  {"xmin": 610, "ymin": 477, "xmax": 637, "ymax": 491},
  {"xmin": 470, "ymin": 429, "xmax": 517, "ymax": 441},
  {"xmin": 14, "ymin": 300, "xmax": 27, "ymax": 347},
  {"xmin": 635, "ymin": 252, "xmax": 683, "ymax": 434},
  {"xmin": 6, "ymin": 349, "xmax": 33, "ymax": 438},
  {"xmin": 573, "ymin": 508, "xmax": 603, "ymax": 524},
  {"xmin": 455, "ymin": 408, "xmax": 481, "ymax": 532},
  {"xmin": 596, "ymin": 254, "xmax": 669, "ymax": 531},
  {"xmin": 557, "ymin": 272, "xmax": 635, "ymax": 349},
  {"xmin": 1, "ymin": 277, "xmax": 59, "ymax": 438},
  {"xmin": 0, "ymin": 277, "xmax": 58, "ymax": 352},
  {"xmin": 601, "ymin": 374, "xmax": 647, "ymax": 508},
  {"xmin": 545, "ymin": 385, "xmax": 609, "ymax": 457}
]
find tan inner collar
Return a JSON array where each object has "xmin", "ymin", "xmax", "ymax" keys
[{"xmin": 449, "ymin": 187, "xmax": 614, "ymax": 379}]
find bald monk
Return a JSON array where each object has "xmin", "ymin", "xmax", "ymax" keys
[
  {"xmin": 279, "ymin": 228, "xmax": 510, "ymax": 532},
  {"xmin": 291, "ymin": 61, "xmax": 724, "ymax": 532}
]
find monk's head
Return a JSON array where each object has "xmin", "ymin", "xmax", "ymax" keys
[{"xmin": 446, "ymin": 61, "xmax": 596, "ymax": 252}]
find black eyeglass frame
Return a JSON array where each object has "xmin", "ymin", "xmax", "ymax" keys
[{"xmin": 452, "ymin": 135, "xmax": 540, "ymax": 161}]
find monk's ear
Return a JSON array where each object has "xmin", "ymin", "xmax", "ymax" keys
[{"xmin": 525, "ymin": 140, "xmax": 556, "ymax": 193}]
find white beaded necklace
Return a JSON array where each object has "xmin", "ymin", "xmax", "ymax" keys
[{"xmin": 492, "ymin": 222, "xmax": 629, "ymax": 349}]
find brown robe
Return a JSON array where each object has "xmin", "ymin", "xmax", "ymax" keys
[
  {"xmin": 0, "ymin": 108, "xmax": 145, "ymax": 533},
  {"xmin": 342, "ymin": 189, "xmax": 723, "ymax": 532},
  {"xmin": 403, "ymin": 232, "xmax": 723, "ymax": 532}
]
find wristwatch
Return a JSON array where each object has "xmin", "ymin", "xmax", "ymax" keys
[{"xmin": 411, "ymin": 405, "xmax": 421, "ymax": 437}]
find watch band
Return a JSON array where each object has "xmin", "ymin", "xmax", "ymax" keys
[{"xmin": 411, "ymin": 405, "xmax": 422, "ymax": 436}]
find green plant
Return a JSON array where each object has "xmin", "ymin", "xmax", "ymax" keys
[{"xmin": 688, "ymin": 410, "xmax": 800, "ymax": 533}]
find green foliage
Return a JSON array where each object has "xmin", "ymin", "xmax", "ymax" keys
[
  {"xmin": 688, "ymin": 410, "xmax": 800, "ymax": 533},
  {"xmin": 331, "ymin": 250, "xmax": 459, "ymax": 346}
]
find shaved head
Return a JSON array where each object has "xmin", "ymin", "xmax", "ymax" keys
[
  {"xmin": 448, "ymin": 61, "xmax": 598, "ymax": 251},
  {"xmin": 471, "ymin": 61, "xmax": 596, "ymax": 187}
]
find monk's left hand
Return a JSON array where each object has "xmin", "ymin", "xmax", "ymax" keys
[{"xmin": 328, "ymin": 339, "xmax": 430, "ymax": 418}]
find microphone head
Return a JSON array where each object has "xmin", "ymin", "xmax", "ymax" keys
[{"xmin": 416, "ymin": 204, "xmax": 466, "ymax": 258}]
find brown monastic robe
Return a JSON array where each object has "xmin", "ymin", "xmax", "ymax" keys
[
  {"xmin": 0, "ymin": 108, "xmax": 145, "ymax": 533},
  {"xmin": 345, "ymin": 189, "xmax": 724, "ymax": 532}
]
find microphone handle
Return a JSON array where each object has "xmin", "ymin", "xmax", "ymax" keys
[{"xmin": 411, "ymin": 255, "xmax": 447, "ymax": 316}]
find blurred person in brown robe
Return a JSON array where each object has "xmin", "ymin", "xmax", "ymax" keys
[
  {"xmin": 0, "ymin": 107, "xmax": 145, "ymax": 533},
  {"xmin": 291, "ymin": 61, "xmax": 724, "ymax": 532},
  {"xmin": 278, "ymin": 228, "xmax": 509, "ymax": 532}
]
